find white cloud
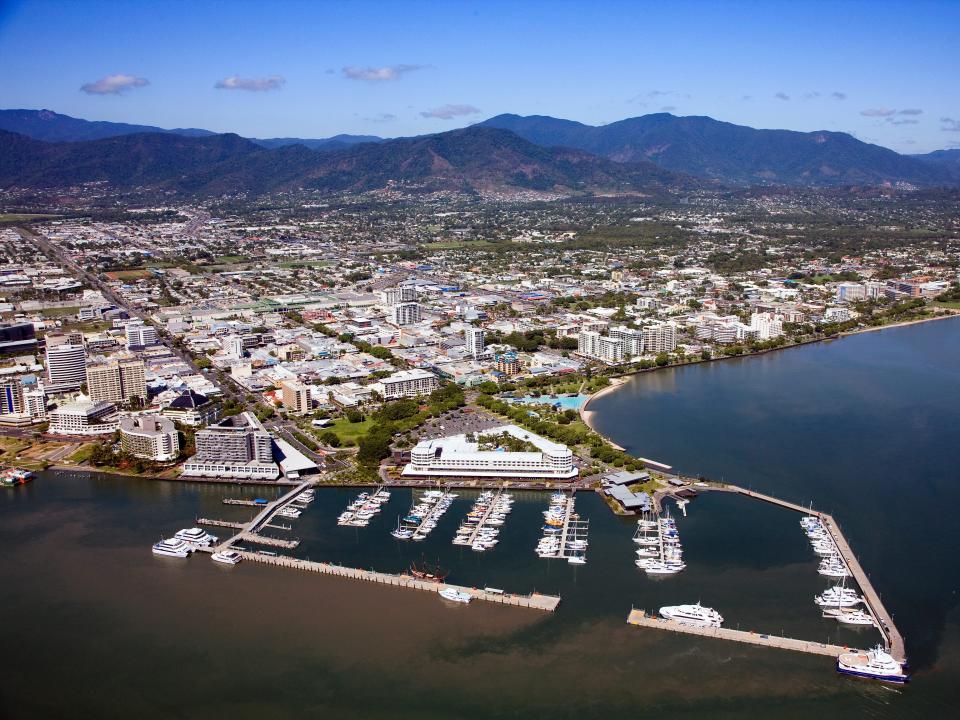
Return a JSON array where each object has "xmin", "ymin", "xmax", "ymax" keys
[
  {"xmin": 215, "ymin": 75, "xmax": 285, "ymax": 91},
  {"xmin": 342, "ymin": 64, "xmax": 425, "ymax": 82},
  {"xmin": 80, "ymin": 74, "xmax": 149, "ymax": 95},
  {"xmin": 419, "ymin": 104, "xmax": 481, "ymax": 120}
]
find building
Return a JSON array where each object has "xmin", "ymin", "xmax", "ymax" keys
[
  {"xmin": 464, "ymin": 325, "xmax": 485, "ymax": 358},
  {"xmin": 642, "ymin": 322, "xmax": 677, "ymax": 353},
  {"xmin": 0, "ymin": 378, "xmax": 46, "ymax": 426},
  {"xmin": 45, "ymin": 343, "xmax": 87, "ymax": 386},
  {"xmin": 380, "ymin": 286, "xmax": 417, "ymax": 308},
  {"xmin": 0, "ymin": 322, "xmax": 37, "ymax": 354},
  {"xmin": 0, "ymin": 377, "xmax": 24, "ymax": 415},
  {"xmin": 47, "ymin": 395, "xmax": 118, "ymax": 435},
  {"xmin": 161, "ymin": 389, "xmax": 220, "ymax": 427},
  {"xmin": 380, "ymin": 369, "xmax": 439, "ymax": 399},
  {"xmin": 402, "ymin": 424, "xmax": 577, "ymax": 479},
  {"xmin": 577, "ymin": 330, "xmax": 625, "ymax": 363},
  {"xmin": 609, "ymin": 326, "xmax": 644, "ymax": 357},
  {"xmin": 181, "ymin": 411, "xmax": 279, "ymax": 479},
  {"xmin": 749, "ymin": 312, "xmax": 784, "ymax": 340},
  {"xmin": 119, "ymin": 414, "xmax": 180, "ymax": 462},
  {"xmin": 280, "ymin": 378, "xmax": 311, "ymax": 414},
  {"xmin": 494, "ymin": 351, "xmax": 521, "ymax": 376},
  {"xmin": 125, "ymin": 322, "xmax": 158, "ymax": 349},
  {"xmin": 86, "ymin": 357, "xmax": 147, "ymax": 404},
  {"xmin": 389, "ymin": 301, "xmax": 421, "ymax": 326},
  {"xmin": 836, "ymin": 283, "xmax": 867, "ymax": 303}
]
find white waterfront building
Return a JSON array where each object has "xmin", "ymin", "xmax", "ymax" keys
[
  {"xmin": 379, "ymin": 369, "xmax": 439, "ymax": 399},
  {"xmin": 402, "ymin": 424, "xmax": 577, "ymax": 479}
]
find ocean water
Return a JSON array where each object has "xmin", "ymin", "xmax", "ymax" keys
[{"xmin": 1, "ymin": 319, "xmax": 958, "ymax": 718}]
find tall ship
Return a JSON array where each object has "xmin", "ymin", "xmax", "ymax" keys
[{"xmin": 409, "ymin": 557, "xmax": 447, "ymax": 583}]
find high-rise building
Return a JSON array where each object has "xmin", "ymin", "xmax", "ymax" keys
[
  {"xmin": 280, "ymin": 379, "xmax": 311, "ymax": 414},
  {"xmin": 125, "ymin": 322, "xmax": 157, "ymax": 349},
  {"xmin": 380, "ymin": 286, "xmax": 417, "ymax": 308},
  {"xmin": 0, "ymin": 377, "xmax": 25, "ymax": 415},
  {"xmin": 464, "ymin": 326, "xmax": 485, "ymax": 358},
  {"xmin": 119, "ymin": 415, "xmax": 180, "ymax": 462},
  {"xmin": 380, "ymin": 369, "xmax": 439, "ymax": 399},
  {"xmin": 608, "ymin": 325, "xmax": 644, "ymax": 357},
  {"xmin": 86, "ymin": 357, "xmax": 147, "ymax": 404},
  {"xmin": 642, "ymin": 323, "xmax": 677, "ymax": 353},
  {"xmin": 390, "ymin": 302, "xmax": 421, "ymax": 326},
  {"xmin": 182, "ymin": 412, "xmax": 279, "ymax": 479},
  {"xmin": 45, "ymin": 343, "xmax": 87, "ymax": 385}
]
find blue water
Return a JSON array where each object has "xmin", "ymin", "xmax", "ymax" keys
[{"xmin": 510, "ymin": 393, "xmax": 587, "ymax": 410}]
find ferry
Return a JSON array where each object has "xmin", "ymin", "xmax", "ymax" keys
[
  {"xmin": 211, "ymin": 550, "xmax": 242, "ymax": 565},
  {"xmin": 836, "ymin": 645, "xmax": 909, "ymax": 683},
  {"xmin": 660, "ymin": 602, "xmax": 724, "ymax": 628},
  {"xmin": 438, "ymin": 587, "xmax": 473, "ymax": 604},
  {"xmin": 1, "ymin": 468, "xmax": 34, "ymax": 487},
  {"xmin": 152, "ymin": 538, "xmax": 193, "ymax": 558},
  {"xmin": 174, "ymin": 527, "xmax": 218, "ymax": 547}
]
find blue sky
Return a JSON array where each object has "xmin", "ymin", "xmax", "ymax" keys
[{"xmin": 1, "ymin": 0, "xmax": 957, "ymax": 152}]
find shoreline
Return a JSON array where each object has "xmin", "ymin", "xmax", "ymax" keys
[{"xmin": 577, "ymin": 310, "xmax": 960, "ymax": 449}]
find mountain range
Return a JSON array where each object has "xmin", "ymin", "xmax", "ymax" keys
[{"xmin": 0, "ymin": 108, "xmax": 957, "ymax": 197}]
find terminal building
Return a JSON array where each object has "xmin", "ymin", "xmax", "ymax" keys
[{"xmin": 402, "ymin": 424, "xmax": 577, "ymax": 479}]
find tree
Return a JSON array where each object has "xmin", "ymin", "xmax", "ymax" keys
[
  {"xmin": 655, "ymin": 353, "xmax": 670, "ymax": 367},
  {"xmin": 320, "ymin": 431, "xmax": 341, "ymax": 448}
]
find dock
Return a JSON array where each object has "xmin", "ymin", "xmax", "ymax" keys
[
  {"xmin": 462, "ymin": 488, "xmax": 506, "ymax": 546},
  {"xmin": 238, "ymin": 550, "xmax": 561, "ymax": 611},
  {"xmin": 410, "ymin": 491, "xmax": 453, "ymax": 540},
  {"xmin": 222, "ymin": 498, "xmax": 268, "ymax": 507},
  {"xmin": 240, "ymin": 532, "xmax": 300, "ymax": 549},
  {"xmin": 197, "ymin": 517, "xmax": 245, "ymax": 530},
  {"xmin": 627, "ymin": 609, "xmax": 848, "ymax": 658},
  {"xmin": 215, "ymin": 480, "xmax": 313, "ymax": 551}
]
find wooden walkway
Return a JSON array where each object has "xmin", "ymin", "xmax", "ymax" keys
[
  {"xmin": 198, "ymin": 517, "xmax": 245, "ymax": 530},
  {"xmin": 627, "ymin": 610, "xmax": 848, "ymax": 658},
  {"xmin": 240, "ymin": 532, "xmax": 300, "ymax": 549},
  {"xmin": 237, "ymin": 551, "xmax": 562, "ymax": 611}
]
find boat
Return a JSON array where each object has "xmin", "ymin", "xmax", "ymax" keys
[
  {"xmin": 211, "ymin": 550, "xmax": 242, "ymax": 565},
  {"xmin": 1, "ymin": 468, "xmax": 34, "ymax": 487},
  {"xmin": 836, "ymin": 644, "xmax": 908, "ymax": 683},
  {"xmin": 660, "ymin": 602, "xmax": 723, "ymax": 627},
  {"xmin": 174, "ymin": 527, "xmax": 218, "ymax": 547},
  {"xmin": 823, "ymin": 608, "xmax": 876, "ymax": 626},
  {"xmin": 410, "ymin": 557, "xmax": 448, "ymax": 582},
  {"xmin": 152, "ymin": 538, "xmax": 192, "ymax": 558},
  {"xmin": 438, "ymin": 587, "xmax": 473, "ymax": 604}
]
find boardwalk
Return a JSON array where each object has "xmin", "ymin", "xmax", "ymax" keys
[
  {"xmin": 197, "ymin": 518, "xmax": 245, "ymax": 530},
  {"xmin": 240, "ymin": 532, "xmax": 300, "ymax": 549},
  {"xmin": 627, "ymin": 610, "xmax": 848, "ymax": 658},
  {"xmin": 238, "ymin": 551, "xmax": 562, "ymax": 611}
]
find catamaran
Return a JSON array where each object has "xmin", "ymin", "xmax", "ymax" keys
[{"xmin": 152, "ymin": 537, "xmax": 193, "ymax": 558}]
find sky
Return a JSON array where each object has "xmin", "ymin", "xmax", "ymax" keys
[{"xmin": 0, "ymin": 0, "xmax": 958, "ymax": 153}]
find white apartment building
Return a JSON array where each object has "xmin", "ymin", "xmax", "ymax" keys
[
  {"xmin": 749, "ymin": 312, "xmax": 785, "ymax": 340},
  {"xmin": 642, "ymin": 322, "xmax": 677, "ymax": 353},
  {"xmin": 608, "ymin": 325, "xmax": 644, "ymax": 357},
  {"xmin": 389, "ymin": 302, "xmax": 421, "ymax": 326},
  {"xmin": 45, "ymin": 343, "xmax": 87, "ymax": 386},
  {"xmin": 464, "ymin": 326, "xmax": 485, "ymax": 358},
  {"xmin": 836, "ymin": 283, "xmax": 867, "ymax": 303},
  {"xmin": 119, "ymin": 414, "xmax": 180, "ymax": 462},
  {"xmin": 125, "ymin": 322, "xmax": 158, "ymax": 349},
  {"xmin": 182, "ymin": 411, "xmax": 279, "ymax": 480},
  {"xmin": 380, "ymin": 369, "xmax": 439, "ymax": 399},
  {"xmin": 380, "ymin": 286, "xmax": 417, "ymax": 308},
  {"xmin": 403, "ymin": 424, "xmax": 577, "ymax": 479}
]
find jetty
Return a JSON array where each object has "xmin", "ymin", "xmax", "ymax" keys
[
  {"xmin": 627, "ymin": 609, "xmax": 848, "ymax": 657},
  {"xmin": 239, "ymin": 532, "xmax": 300, "ymax": 549},
  {"xmin": 462, "ymin": 487, "xmax": 507, "ymax": 546},
  {"xmin": 197, "ymin": 517, "xmax": 245, "ymax": 530},
  {"xmin": 238, "ymin": 550, "xmax": 561, "ymax": 611},
  {"xmin": 222, "ymin": 498, "xmax": 268, "ymax": 506},
  {"xmin": 214, "ymin": 480, "xmax": 313, "ymax": 551}
]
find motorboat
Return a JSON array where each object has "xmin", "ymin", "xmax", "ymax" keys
[
  {"xmin": 152, "ymin": 538, "xmax": 192, "ymax": 558},
  {"xmin": 439, "ymin": 588, "xmax": 473, "ymax": 604},
  {"xmin": 211, "ymin": 550, "xmax": 242, "ymax": 565},
  {"xmin": 823, "ymin": 608, "xmax": 876, "ymax": 626},
  {"xmin": 836, "ymin": 645, "xmax": 909, "ymax": 683},
  {"xmin": 174, "ymin": 527, "xmax": 218, "ymax": 547},
  {"xmin": 660, "ymin": 603, "xmax": 723, "ymax": 628},
  {"xmin": 818, "ymin": 559, "xmax": 851, "ymax": 578}
]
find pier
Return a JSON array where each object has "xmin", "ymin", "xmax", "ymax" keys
[
  {"xmin": 239, "ymin": 532, "xmax": 300, "ymax": 549},
  {"xmin": 461, "ymin": 487, "xmax": 507, "ymax": 546},
  {"xmin": 555, "ymin": 495, "xmax": 588, "ymax": 560},
  {"xmin": 659, "ymin": 482, "xmax": 906, "ymax": 662},
  {"xmin": 222, "ymin": 498, "xmax": 268, "ymax": 506},
  {"xmin": 197, "ymin": 517, "xmax": 245, "ymax": 530},
  {"xmin": 626, "ymin": 610, "xmax": 848, "ymax": 658},
  {"xmin": 237, "ymin": 550, "xmax": 561, "ymax": 611},
  {"xmin": 215, "ymin": 480, "xmax": 313, "ymax": 551}
]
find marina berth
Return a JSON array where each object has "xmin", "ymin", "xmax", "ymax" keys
[
  {"xmin": 633, "ymin": 510, "xmax": 685, "ymax": 575},
  {"xmin": 337, "ymin": 486, "xmax": 390, "ymax": 527},
  {"xmin": 452, "ymin": 489, "xmax": 513, "ymax": 552},
  {"xmin": 391, "ymin": 489, "xmax": 456, "ymax": 541},
  {"xmin": 535, "ymin": 493, "xmax": 588, "ymax": 564}
]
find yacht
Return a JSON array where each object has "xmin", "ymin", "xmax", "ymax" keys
[
  {"xmin": 660, "ymin": 603, "xmax": 724, "ymax": 628},
  {"xmin": 567, "ymin": 554, "xmax": 586, "ymax": 565},
  {"xmin": 174, "ymin": 527, "xmax": 218, "ymax": 547},
  {"xmin": 438, "ymin": 588, "xmax": 473, "ymax": 604},
  {"xmin": 815, "ymin": 586, "xmax": 863, "ymax": 608},
  {"xmin": 152, "ymin": 538, "xmax": 192, "ymax": 558},
  {"xmin": 818, "ymin": 558, "xmax": 851, "ymax": 578},
  {"xmin": 643, "ymin": 561, "xmax": 685, "ymax": 575},
  {"xmin": 211, "ymin": 550, "xmax": 242, "ymax": 565},
  {"xmin": 836, "ymin": 645, "xmax": 909, "ymax": 683},
  {"xmin": 823, "ymin": 608, "xmax": 876, "ymax": 626}
]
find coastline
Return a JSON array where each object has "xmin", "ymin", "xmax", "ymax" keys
[{"xmin": 578, "ymin": 310, "xmax": 960, "ymax": 449}]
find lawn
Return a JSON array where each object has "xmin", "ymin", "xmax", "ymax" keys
[
  {"xmin": 422, "ymin": 240, "xmax": 497, "ymax": 251},
  {"xmin": 327, "ymin": 416, "xmax": 375, "ymax": 443},
  {"xmin": 67, "ymin": 444, "xmax": 97, "ymax": 464},
  {"xmin": 0, "ymin": 437, "xmax": 31, "ymax": 460},
  {"xmin": 106, "ymin": 269, "xmax": 153, "ymax": 281},
  {"xmin": 0, "ymin": 213, "xmax": 60, "ymax": 224},
  {"xmin": 40, "ymin": 306, "xmax": 80, "ymax": 318}
]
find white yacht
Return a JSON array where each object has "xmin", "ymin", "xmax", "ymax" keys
[
  {"xmin": 837, "ymin": 645, "xmax": 908, "ymax": 683},
  {"xmin": 815, "ymin": 586, "xmax": 863, "ymax": 608},
  {"xmin": 174, "ymin": 527, "xmax": 218, "ymax": 547},
  {"xmin": 818, "ymin": 559, "xmax": 851, "ymax": 578},
  {"xmin": 152, "ymin": 538, "xmax": 192, "ymax": 558},
  {"xmin": 823, "ymin": 608, "xmax": 876, "ymax": 626},
  {"xmin": 211, "ymin": 550, "xmax": 242, "ymax": 565},
  {"xmin": 660, "ymin": 603, "xmax": 724, "ymax": 628},
  {"xmin": 438, "ymin": 588, "xmax": 473, "ymax": 604}
]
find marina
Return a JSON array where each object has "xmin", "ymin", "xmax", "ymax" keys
[
  {"xmin": 391, "ymin": 489, "xmax": 457, "ymax": 541},
  {"xmin": 633, "ymin": 511, "xmax": 685, "ymax": 576},
  {"xmin": 337, "ymin": 486, "xmax": 390, "ymax": 527},
  {"xmin": 536, "ymin": 492, "xmax": 589, "ymax": 563},
  {"xmin": 452, "ymin": 487, "xmax": 513, "ymax": 552}
]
